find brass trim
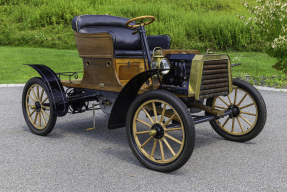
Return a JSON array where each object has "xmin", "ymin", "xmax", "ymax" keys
[
  {"xmin": 30, "ymin": 105, "xmax": 36, "ymax": 110},
  {"xmin": 149, "ymin": 129, "xmax": 157, "ymax": 136},
  {"xmin": 188, "ymin": 54, "xmax": 232, "ymax": 99}
]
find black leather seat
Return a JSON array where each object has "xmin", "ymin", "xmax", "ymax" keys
[{"xmin": 72, "ymin": 15, "xmax": 171, "ymax": 57}]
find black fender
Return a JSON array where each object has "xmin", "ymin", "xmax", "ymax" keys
[
  {"xmin": 25, "ymin": 64, "xmax": 68, "ymax": 116},
  {"xmin": 108, "ymin": 69, "xmax": 164, "ymax": 129}
]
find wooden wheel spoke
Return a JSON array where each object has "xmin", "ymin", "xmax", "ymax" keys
[
  {"xmin": 40, "ymin": 88, "xmax": 44, "ymax": 101},
  {"xmin": 214, "ymin": 105, "xmax": 228, "ymax": 110},
  {"xmin": 33, "ymin": 112, "xmax": 38, "ymax": 124},
  {"xmin": 136, "ymin": 118, "xmax": 152, "ymax": 128},
  {"xmin": 142, "ymin": 108, "xmax": 154, "ymax": 124},
  {"xmin": 231, "ymin": 118, "xmax": 235, "ymax": 132},
  {"xmin": 29, "ymin": 109, "xmax": 36, "ymax": 117},
  {"xmin": 164, "ymin": 113, "xmax": 176, "ymax": 127},
  {"xmin": 160, "ymin": 104, "xmax": 166, "ymax": 123},
  {"xmin": 240, "ymin": 111, "xmax": 256, "ymax": 116},
  {"xmin": 136, "ymin": 130, "xmax": 150, "ymax": 135},
  {"xmin": 165, "ymin": 133, "xmax": 182, "ymax": 145},
  {"xmin": 41, "ymin": 105, "xmax": 50, "ymax": 109},
  {"xmin": 218, "ymin": 96, "xmax": 229, "ymax": 106},
  {"xmin": 163, "ymin": 138, "xmax": 176, "ymax": 156},
  {"xmin": 140, "ymin": 136, "xmax": 153, "ymax": 148},
  {"xmin": 152, "ymin": 102, "xmax": 158, "ymax": 123},
  {"xmin": 234, "ymin": 88, "xmax": 238, "ymax": 105},
  {"xmin": 28, "ymin": 95, "xmax": 36, "ymax": 103},
  {"xmin": 165, "ymin": 127, "xmax": 182, "ymax": 132},
  {"xmin": 40, "ymin": 112, "xmax": 46, "ymax": 126},
  {"xmin": 31, "ymin": 88, "xmax": 38, "ymax": 100},
  {"xmin": 228, "ymin": 95, "xmax": 233, "ymax": 105},
  {"xmin": 240, "ymin": 103, "xmax": 254, "ymax": 110},
  {"xmin": 237, "ymin": 93, "xmax": 247, "ymax": 106},
  {"xmin": 159, "ymin": 140, "xmax": 164, "ymax": 161},
  {"xmin": 36, "ymin": 85, "xmax": 40, "ymax": 100},
  {"xmin": 39, "ymin": 111, "xmax": 41, "ymax": 127},
  {"xmin": 150, "ymin": 139, "xmax": 157, "ymax": 158},
  {"xmin": 41, "ymin": 109, "xmax": 49, "ymax": 118},
  {"xmin": 236, "ymin": 117, "xmax": 244, "ymax": 132},
  {"xmin": 221, "ymin": 117, "xmax": 230, "ymax": 127},
  {"xmin": 42, "ymin": 97, "xmax": 48, "ymax": 103},
  {"xmin": 239, "ymin": 114, "xmax": 253, "ymax": 126}
]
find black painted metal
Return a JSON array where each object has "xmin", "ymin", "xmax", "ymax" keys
[
  {"xmin": 166, "ymin": 54, "xmax": 196, "ymax": 61},
  {"xmin": 193, "ymin": 109, "xmax": 233, "ymax": 125},
  {"xmin": 138, "ymin": 25, "xmax": 152, "ymax": 70},
  {"xmin": 25, "ymin": 64, "xmax": 68, "ymax": 116},
  {"xmin": 108, "ymin": 69, "xmax": 164, "ymax": 129}
]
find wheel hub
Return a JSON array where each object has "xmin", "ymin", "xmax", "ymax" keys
[
  {"xmin": 150, "ymin": 123, "xmax": 165, "ymax": 139},
  {"xmin": 34, "ymin": 101, "xmax": 42, "ymax": 112},
  {"xmin": 229, "ymin": 105, "xmax": 240, "ymax": 118}
]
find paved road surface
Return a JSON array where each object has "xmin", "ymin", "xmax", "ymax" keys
[{"xmin": 0, "ymin": 87, "xmax": 286, "ymax": 191}]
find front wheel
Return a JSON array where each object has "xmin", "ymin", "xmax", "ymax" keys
[
  {"xmin": 206, "ymin": 79, "xmax": 267, "ymax": 142},
  {"xmin": 126, "ymin": 90, "xmax": 195, "ymax": 172},
  {"xmin": 22, "ymin": 77, "xmax": 57, "ymax": 136}
]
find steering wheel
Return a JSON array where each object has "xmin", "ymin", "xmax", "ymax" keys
[{"xmin": 126, "ymin": 16, "xmax": 155, "ymax": 28}]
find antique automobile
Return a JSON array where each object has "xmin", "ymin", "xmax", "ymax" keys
[{"xmin": 22, "ymin": 15, "xmax": 267, "ymax": 172}]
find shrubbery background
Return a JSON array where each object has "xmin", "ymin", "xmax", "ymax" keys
[{"xmin": 0, "ymin": 0, "xmax": 263, "ymax": 51}]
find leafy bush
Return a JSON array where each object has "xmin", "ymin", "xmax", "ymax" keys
[{"xmin": 241, "ymin": 0, "xmax": 287, "ymax": 73}]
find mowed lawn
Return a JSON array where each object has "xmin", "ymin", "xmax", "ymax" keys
[
  {"xmin": 0, "ymin": 46, "xmax": 285, "ymax": 87},
  {"xmin": 0, "ymin": 46, "xmax": 82, "ymax": 84}
]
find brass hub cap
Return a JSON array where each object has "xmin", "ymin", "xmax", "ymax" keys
[
  {"xmin": 133, "ymin": 99, "xmax": 185, "ymax": 164},
  {"xmin": 150, "ymin": 123, "xmax": 165, "ymax": 139}
]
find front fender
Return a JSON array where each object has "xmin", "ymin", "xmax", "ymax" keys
[
  {"xmin": 108, "ymin": 69, "xmax": 164, "ymax": 129},
  {"xmin": 25, "ymin": 64, "xmax": 68, "ymax": 116}
]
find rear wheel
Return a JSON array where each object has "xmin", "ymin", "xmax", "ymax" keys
[
  {"xmin": 126, "ymin": 90, "xmax": 195, "ymax": 172},
  {"xmin": 206, "ymin": 79, "xmax": 267, "ymax": 142},
  {"xmin": 22, "ymin": 77, "xmax": 57, "ymax": 136}
]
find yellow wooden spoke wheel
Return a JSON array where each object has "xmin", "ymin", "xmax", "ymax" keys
[
  {"xmin": 207, "ymin": 79, "xmax": 267, "ymax": 142},
  {"xmin": 126, "ymin": 90, "xmax": 195, "ymax": 172},
  {"xmin": 22, "ymin": 77, "xmax": 57, "ymax": 136}
]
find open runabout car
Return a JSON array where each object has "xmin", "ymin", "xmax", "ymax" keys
[{"xmin": 22, "ymin": 15, "xmax": 267, "ymax": 172}]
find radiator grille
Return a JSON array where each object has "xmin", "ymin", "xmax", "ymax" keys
[{"xmin": 199, "ymin": 59, "xmax": 229, "ymax": 99}]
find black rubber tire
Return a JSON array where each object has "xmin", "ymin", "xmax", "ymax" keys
[
  {"xmin": 22, "ymin": 77, "xmax": 57, "ymax": 136},
  {"xmin": 126, "ymin": 90, "xmax": 195, "ymax": 172},
  {"xmin": 206, "ymin": 79, "xmax": 267, "ymax": 142}
]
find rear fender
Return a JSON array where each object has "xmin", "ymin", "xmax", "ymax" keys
[
  {"xmin": 108, "ymin": 69, "xmax": 164, "ymax": 129},
  {"xmin": 25, "ymin": 64, "xmax": 68, "ymax": 116}
]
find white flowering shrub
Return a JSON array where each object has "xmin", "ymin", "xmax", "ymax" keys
[{"xmin": 242, "ymin": 0, "xmax": 287, "ymax": 73}]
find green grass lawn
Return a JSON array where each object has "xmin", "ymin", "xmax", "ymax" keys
[
  {"xmin": 0, "ymin": 46, "xmax": 82, "ymax": 84},
  {"xmin": 1, "ymin": 46, "xmax": 286, "ymax": 88}
]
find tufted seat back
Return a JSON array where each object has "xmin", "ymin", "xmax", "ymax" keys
[
  {"xmin": 72, "ymin": 15, "xmax": 171, "ymax": 55},
  {"xmin": 72, "ymin": 15, "xmax": 142, "ymax": 50}
]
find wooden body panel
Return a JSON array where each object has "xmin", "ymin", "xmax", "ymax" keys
[
  {"xmin": 74, "ymin": 31, "xmax": 113, "ymax": 58},
  {"xmin": 61, "ymin": 46, "xmax": 200, "ymax": 96}
]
